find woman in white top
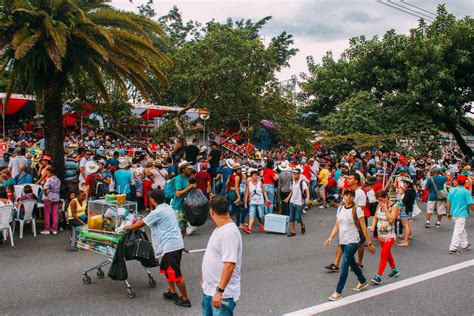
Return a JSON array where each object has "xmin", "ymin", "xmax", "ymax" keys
[
  {"xmin": 325, "ymin": 190, "xmax": 375, "ymax": 301},
  {"xmin": 243, "ymin": 169, "xmax": 269, "ymax": 234},
  {"xmin": 370, "ymin": 190, "xmax": 400, "ymax": 285}
]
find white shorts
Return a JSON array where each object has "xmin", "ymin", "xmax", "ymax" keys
[{"xmin": 426, "ymin": 201, "xmax": 447, "ymax": 215}]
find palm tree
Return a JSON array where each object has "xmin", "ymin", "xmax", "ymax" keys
[{"xmin": 0, "ymin": 0, "xmax": 170, "ymax": 180}]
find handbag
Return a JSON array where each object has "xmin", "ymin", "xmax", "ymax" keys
[{"xmin": 431, "ymin": 176, "xmax": 448, "ymax": 201}]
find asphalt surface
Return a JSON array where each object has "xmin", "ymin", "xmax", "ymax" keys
[{"xmin": 1, "ymin": 204, "xmax": 473, "ymax": 315}]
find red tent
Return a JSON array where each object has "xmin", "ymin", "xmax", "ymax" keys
[
  {"xmin": 0, "ymin": 93, "xmax": 35, "ymax": 115},
  {"xmin": 140, "ymin": 108, "xmax": 167, "ymax": 120}
]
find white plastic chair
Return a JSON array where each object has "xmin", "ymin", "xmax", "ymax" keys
[
  {"xmin": 30, "ymin": 184, "xmax": 44, "ymax": 217},
  {"xmin": 14, "ymin": 185, "xmax": 25, "ymax": 200},
  {"xmin": 13, "ymin": 201, "xmax": 38, "ymax": 238},
  {"xmin": 30, "ymin": 184, "xmax": 44, "ymax": 200},
  {"xmin": 0, "ymin": 205, "xmax": 14, "ymax": 247}
]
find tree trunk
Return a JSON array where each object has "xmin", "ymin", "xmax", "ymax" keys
[
  {"xmin": 174, "ymin": 89, "xmax": 204, "ymax": 137},
  {"xmin": 445, "ymin": 122, "xmax": 473, "ymax": 157},
  {"xmin": 43, "ymin": 75, "xmax": 66, "ymax": 186}
]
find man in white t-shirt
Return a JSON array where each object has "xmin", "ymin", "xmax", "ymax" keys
[
  {"xmin": 284, "ymin": 167, "xmax": 310, "ymax": 237},
  {"xmin": 202, "ymin": 196, "xmax": 242, "ymax": 315},
  {"xmin": 8, "ymin": 149, "xmax": 27, "ymax": 178},
  {"xmin": 79, "ymin": 149, "xmax": 92, "ymax": 190}
]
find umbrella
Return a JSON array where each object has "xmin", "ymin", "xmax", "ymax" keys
[{"xmin": 260, "ymin": 119, "xmax": 276, "ymax": 130}]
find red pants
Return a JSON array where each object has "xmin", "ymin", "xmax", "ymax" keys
[
  {"xmin": 143, "ymin": 179, "xmax": 153, "ymax": 208},
  {"xmin": 377, "ymin": 238, "xmax": 396, "ymax": 276}
]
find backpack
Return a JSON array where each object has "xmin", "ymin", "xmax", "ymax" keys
[
  {"xmin": 164, "ymin": 177, "xmax": 177, "ymax": 199},
  {"xmin": 362, "ymin": 187, "xmax": 375, "ymax": 217},
  {"xmin": 90, "ymin": 174, "xmax": 107, "ymax": 198}
]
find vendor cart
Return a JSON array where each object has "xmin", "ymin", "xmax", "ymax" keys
[{"xmin": 75, "ymin": 199, "xmax": 156, "ymax": 298}]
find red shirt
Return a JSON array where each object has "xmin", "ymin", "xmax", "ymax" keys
[
  {"xmin": 327, "ymin": 177, "xmax": 336, "ymax": 188},
  {"xmin": 302, "ymin": 165, "xmax": 312, "ymax": 180},
  {"xmin": 195, "ymin": 171, "xmax": 211, "ymax": 193},
  {"xmin": 373, "ymin": 181, "xmax": 383, "ymax": 193},
  {"xmin": 262, "ymin": 168, "xmax": 276, "ymax": 185}
]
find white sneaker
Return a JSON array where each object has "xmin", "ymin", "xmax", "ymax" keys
[
  {"xmin": 186, "ymin": 225, "xmax": 198, "ymax": 236},
  {"xmin": 40, "ymin": 230, "xmax": 50, "ymax": 235},
  {"xmin": 52, "ymin": 231, "xmax": 58, "ymax": 235},
  {"xmin": 319, "ymin": 205, "xmax": 325, "ymax": 209}
]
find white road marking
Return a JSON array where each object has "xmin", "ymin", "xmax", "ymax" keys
[
  {"xmin": 285, "ymin": 259, "xmax": 474, "ymax": 316},
  {"xmin": 187, "ymin": 248, "xmax": 206, "ymax": 253}
]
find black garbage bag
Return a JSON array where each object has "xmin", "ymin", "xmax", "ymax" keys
[
  {"xmin": 124, "ymin": 230, "xmax": 158, "ymax": 268},
  {"xmin": 108, "ymin": 237, "xmax": 128, "ymax": 281},
  {"xmin": 184, "ymin": 189, "xmax": 209, "ymax": 227}
]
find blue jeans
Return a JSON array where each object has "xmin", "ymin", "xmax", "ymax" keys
[
  {"xmin": 336, "ymin": 243, "xmax": 367, "ymax": 294},
  {"xmin": 202, "ymin": 293, "xmax": 236, "ymax": 316},
  {"xmin": 289, "ymin": 203, "xmax": 303, "ymax": 223},
  {"xmin": 263, "ymin": 184, "xmax": 275, "ymax": 215},
  {"xmin": 310, "ymin": 180, "xmax": 317, "ymax": 200},
  {"xmin": 227, "ymin": 190, "xmax": 242, "ymax": 226}
]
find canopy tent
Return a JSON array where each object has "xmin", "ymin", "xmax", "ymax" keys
[
  {"xmin": 132, "ymin": 104, "xmax": 201, "ymax": 121},
  {"xmin": 0, "ymin": 93, "xmax": 35, "ymax": 116}
]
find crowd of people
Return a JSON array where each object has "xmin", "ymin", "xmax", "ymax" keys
[{"xmin": 0, "ymin": 121, "xmax": 473, "ymax": 312}]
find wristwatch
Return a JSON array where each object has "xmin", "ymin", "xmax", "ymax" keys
[
  {"xmin": 368, "ymin": 242, "xmax": 373, "ymax": 246},
  {"xmin": 216, "ymin": 287, "xmax": 225, "ymax": 293}
]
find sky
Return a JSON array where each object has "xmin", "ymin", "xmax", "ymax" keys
[{"xmin": 110, "ymin": 0, "xmax": 473, "ymax": 81}]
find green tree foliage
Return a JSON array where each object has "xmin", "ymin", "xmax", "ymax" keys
[
  {"xmin": 151, "ymin": 6, "xmax": 307, "ymax": 146},
  {"xmin": 0, "ymin": 0, "xmax": 169, "ymax": 180},
  {"xmin": 300, "ymin": 5, "xmax": 473, "ymax": 156}
]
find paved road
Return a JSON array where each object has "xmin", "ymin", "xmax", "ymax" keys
[{"xmin": 1, "ymin": 205, "xmax": 473, "ymax": 315}]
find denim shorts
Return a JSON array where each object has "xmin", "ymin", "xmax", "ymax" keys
[
  {"xmin": 248, "ymin": 204, "xmax": 264, "ymax": 219},
  {"xmin": 399, "ymin": 210, "xmax": 412, "ymax": 220},
  {"xmin": 289, "ymin": 203, "xmax": 303, "ymax": 223}
]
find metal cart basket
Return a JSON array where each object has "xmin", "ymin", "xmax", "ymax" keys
[{"xmin": 75, "ymin": 199, "xmax": 156, "ymax": 298}]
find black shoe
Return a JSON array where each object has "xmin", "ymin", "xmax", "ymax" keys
[
  {"xmin": 350, "ymin": 264, "xmax": 364, "ymax": 272},
  {"xmin": 163, "ymin": 290, "xmax": 179, "ymax": 301},
  {"xmin": 301, "ymin": 225, "xmax": 306, "ymax": 235},
  {"xmin": 287, "ymin": 233, "xmax": 296, "ymax": 237},
  {"xmin": 175, "ymin": 297, "xmax": 192, "ymax": 308},
  {"xmin": 325, "ymin": 263, "xmax": 340, "ymax": 272},
  {"xmin": 425, "ymin": 222, "xmax": 430, "ymax": 228},
  {"xmin": 449, "ymin": 249, "xmax": 461, "ymax": 255}
]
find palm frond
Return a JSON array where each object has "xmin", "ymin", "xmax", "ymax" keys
[
  {"xmin": 43, "ymin": 18, "xmax": 68, "ymax": 57},
  {"xmin": 72, "ymin": 29, "xmax": 109, "ymax": 61},
  {"xmin": 44, "ymin": 40, "xmax": 63, "ymax": 70},
  {"xmin": 14, "ymin": 30, "xmax": 42, "ymax": 59}
]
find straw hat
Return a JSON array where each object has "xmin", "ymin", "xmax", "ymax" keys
[
  {"xmin": 145, "ymin": 158, "xmax": 154, "ymax": 167},
  {"xmin": 118, "ymin": 158, "xmax": 130, "ymax": 169},
  {"xmin": 225, "ymin": 158, "xmax": 235, "ymax": 168},
  {"xmin": 278, "ymin": 162, "xmax": 290, "ymax": 172},
  {"xmin": 85, "ymin": 161, "xmax": 99, "ymax": 174},
  {"xmin": 154, "ymin": 159, "xmax": 163, "ymax": 167}
]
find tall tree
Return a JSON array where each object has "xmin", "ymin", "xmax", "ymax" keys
[
  {"xmin": 155, "ymin": 7, "xmax": 301, "ymax": 141},
  {"xmin": 0, "ymin": 0, "xmax": 170, "ymax": 180},
  {"xmin": 300, "ymin": 5, "xmax": 473, "ymax": 156}
]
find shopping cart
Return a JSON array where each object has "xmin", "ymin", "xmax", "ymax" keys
[{"xmin": 75, "ymin": 199, "xmax": 156, "ymax": 298}]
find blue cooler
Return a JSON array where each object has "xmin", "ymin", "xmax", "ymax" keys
[{"xmin": 264, "ymin": 214, "xmax": 289, "ymax": 234}]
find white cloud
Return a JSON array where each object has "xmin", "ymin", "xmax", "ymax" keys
[{"xmin": 111, "ymin": 0, "xmax": 474, "ymax": 80}]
